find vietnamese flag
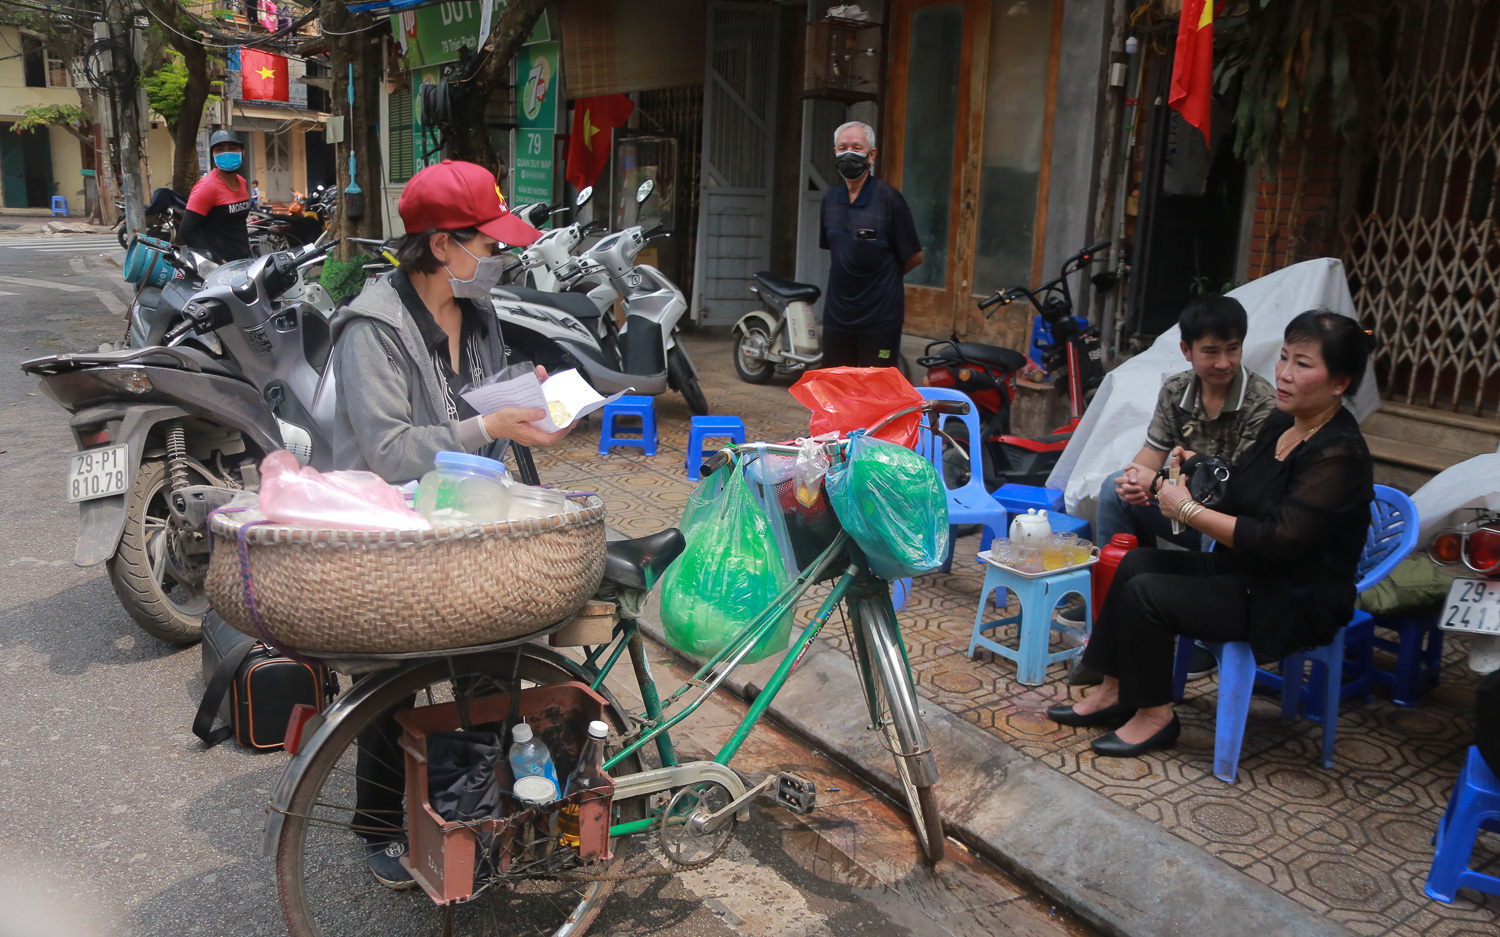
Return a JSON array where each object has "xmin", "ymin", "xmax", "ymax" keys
[
  {"xmin": 241, "ymin": 49, "xmax": 290, "ymax": 103},
  {"xmin": 1168, "ymin": 0, "xmax": 1214, "ymax": 144},
  {"xmin": 565, "ymin": 95, "xmax": 635, "ymax": 191}
]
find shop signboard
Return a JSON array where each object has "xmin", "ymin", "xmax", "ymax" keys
[{"xmin": 513, "ymin": 40, "xmax": 559, "ymax": 208}]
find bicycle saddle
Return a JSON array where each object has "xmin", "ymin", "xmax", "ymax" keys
[
  {"xmin": 752, "ymin": 271, "xmax": 821, "ymax": 303},
  {"xmin": 603, "ymin": 528, "xmax": 686, "ymax": 591}
]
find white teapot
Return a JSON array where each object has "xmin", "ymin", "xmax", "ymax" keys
[{"xmin": 1009, "ymin": 508, "xmax": 1052, "ymax": 544}]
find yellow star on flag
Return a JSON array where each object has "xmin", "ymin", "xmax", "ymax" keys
[
  {"xmin": 257, "ymin": 65, "xmax": 276, "ymax": 80},
  {"xmin": 581, "ymin": 109, "xmax": 600, "ymax": 149}
]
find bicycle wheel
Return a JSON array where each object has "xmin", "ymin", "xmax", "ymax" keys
[
  {"xmin": 855, "ymin": 592, "xmax": 946, "ymax": 864},
  {"xmin": 276, "ymin": 648, "xmax": 642, "ymax": 937}
]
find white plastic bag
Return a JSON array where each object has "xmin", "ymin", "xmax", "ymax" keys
[{"xmin": 793, "ymin": 432, "xmax": 836, "ymax": 508}]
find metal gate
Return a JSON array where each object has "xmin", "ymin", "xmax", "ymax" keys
[
  {"xmin": 1342, "ymin": 0, "xmax": 1500, "ymax": 418},
  {"xmin": 692, "ymin": 0, "xmax": 779, "ymax": 326}
]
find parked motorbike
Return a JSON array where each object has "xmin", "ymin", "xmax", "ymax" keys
[
  {"xmin": 249, "ymin": 185, "xmax": 333, "ymax": 255},
  {"xmin": 731, "ymin": 271, "xmax": 824, "ymax": 383},
  {"xmin": 918, "ymin": 240, "xmax": 1110, "ymax": 489},
  {"xmin": 128, "ymin": 234, "xmax": 334, "ymax": 350},
  {"xmin": 497, "ymin": 180, "xmax": 709, "ymax": 414},
  {"xmin": 113, "ymin": 187, "xmax": 187, "ymax": 250},
  {"xmin": 23, "ymin": 245, "xmax": 340, "ymax": 644},
  {"xmin": 1429, "ymin": 512, "xmax": 1500, "ymax": 671}
]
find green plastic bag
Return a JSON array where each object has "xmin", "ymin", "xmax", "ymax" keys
[
  {"xmin": 825, "ymin": 432, "xmax": 949, "ymax": 581},
  {"xmin": 661, "ymin": 464, "xmax": 794, "ymax": 664}
]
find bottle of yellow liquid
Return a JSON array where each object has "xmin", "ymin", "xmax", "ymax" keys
[{"xmin": 558, "ymin": 720, "xmax": 609, "ymax": 849}]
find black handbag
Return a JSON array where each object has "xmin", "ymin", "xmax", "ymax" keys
[
  {"xmin": 1154, "ymin": 454, "xmax": 1233, "ymax": 509},
  {"xmin": 194, "ymin": 612, "xmax": 337, "ymax": 750}
]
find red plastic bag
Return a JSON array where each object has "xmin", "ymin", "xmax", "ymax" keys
[{"xmin": 789, "ymin": 367, "xmax": 924, "ymax": 448}]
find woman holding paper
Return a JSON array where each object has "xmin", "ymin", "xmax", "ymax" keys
[
  {"xmin": 1045, "ymin": 311, "xmax": 1376, "ymax": 760},
  {"xmin": 328, "ymin": 160, "xmax": 577, "ymax": 889},
  {"xmin": 330, "ymin": 159, "xmax": 573, "ymax": 485}
]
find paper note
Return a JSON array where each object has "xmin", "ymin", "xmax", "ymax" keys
[{"xmin": 461, "ymin": 368, "xmax": 630, "ymax": 432}]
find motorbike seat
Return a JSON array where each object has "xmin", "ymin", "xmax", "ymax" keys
[
  {"xmin": 603, "ymin": 528, "xmax": 686, "ymax": 591},
  {"xmin": 494, "ymin": 285, "xmax": 603, "ymax": 322},
  {"xmin": 939, "ymin": 342, "xmax": 1028, "ymax": 374},
  {"xmin": 752, "ymin": 271, "xmax": 821, "ymax": 303}
]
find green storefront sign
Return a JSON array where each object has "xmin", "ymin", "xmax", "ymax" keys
[
  {"xmin": 393, "ymin": 1, "xmax": 502, "ymax": 70},
  {"xmin": 512, "ymin": 40, "xmax": 559, "ymax": 208}
]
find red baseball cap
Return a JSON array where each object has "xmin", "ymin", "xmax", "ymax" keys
[{"xmin": 398, "ymin": 159, "xmax": 540, "ymax": 247}]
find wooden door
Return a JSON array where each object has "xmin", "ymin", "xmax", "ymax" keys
[{"xmin": 885, "ymin": 0, "xmax": 1062, "ymax": 344}]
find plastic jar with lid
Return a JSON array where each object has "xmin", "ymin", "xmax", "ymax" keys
[
  {"xmin": 414, "ymin": 451, "xmax": 512, "ymax": 524},
  {"xmin": 507, "ymin": 484, "xmax": 568, "ymax": 521}
]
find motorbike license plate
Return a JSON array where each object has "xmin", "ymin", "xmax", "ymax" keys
[
  {"xmin": 66, "ymin": 444, "xmax": 129, "ymax": 503},
  {"xmin": 1439, "ymin": 577, "xmax": 1500, "ymax": 635}
]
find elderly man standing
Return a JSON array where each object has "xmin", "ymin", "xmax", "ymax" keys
[{"xmin": 817, "ymin": 121, "xmax": 923, "ymax": 368}]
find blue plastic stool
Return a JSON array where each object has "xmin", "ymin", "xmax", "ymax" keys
[
  {"xmin": 969, "ymin": 563, "xmax": 1091, "ymax": 685},
  {"xmin": 1346, "ymin": 611, "xmax": 1444, "ymax": 706},
  {"xmin": 50, "ymin": 195, "xmax": 69, "ymax": 217},
  {"xmin": 686, "ymin": 415, "xmax": 745, "ymax": 480},
  {"xmin": 893, "ymin": 577, "xmax": 912, "ymax": 611},
  {"xmin": 599, "ymin": 395, "xmax": 657, "ymax": 456},
  {"xmin": 1425, "ymin": 746, "xmax": 1500, "ymax": 903},
  {"xmin": 992, "ymin": 483, "xmax": 1064, "ymax": 515}
]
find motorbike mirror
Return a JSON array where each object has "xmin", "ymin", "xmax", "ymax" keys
[
  {"xmin": 635, "ymin": 179, "xmax": 655, "ymax": 204},
  {"xmin": 575, "ymin": 186, "xmax": 593, "ymax": 208}
]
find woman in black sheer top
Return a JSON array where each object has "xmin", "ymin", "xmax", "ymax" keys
[{"xmin": 1047, "ymin": 310, "xmax": 1377, "ymax": 758}]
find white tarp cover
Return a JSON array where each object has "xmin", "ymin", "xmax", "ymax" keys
[
  {"xmin": 1046, "ymin": 258, "xmax": 1381, "ymax": 518},
  {"xmin": 1411, "ymin": 452, "xmax": 1500, "ymax": 546}
]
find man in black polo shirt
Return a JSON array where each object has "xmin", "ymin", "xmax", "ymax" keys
[{"xmin": 818, "ymin": 121, "xmax": 923, "ymax": 368}]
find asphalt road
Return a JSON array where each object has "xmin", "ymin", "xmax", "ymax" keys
[{"xmin": 0, "ymin": 235, "xmax": 1091, "ymax": 937}]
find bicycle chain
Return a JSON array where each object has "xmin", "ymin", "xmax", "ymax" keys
[{"xmin": 532, "ymin": 824, "xmax": 736, "ymax": 883}]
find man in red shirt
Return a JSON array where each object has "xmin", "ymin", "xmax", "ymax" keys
[{"xmin": 180, "ymin": 129, "xmax": 252, "ymax": 261}]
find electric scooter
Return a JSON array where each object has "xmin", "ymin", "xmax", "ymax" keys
[{"xmin": 918, "ymin": 240, "xmax": 1111, "ymax": 489}]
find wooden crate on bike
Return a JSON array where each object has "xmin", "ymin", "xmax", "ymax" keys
[{"xmin": 394, "ymin": 681, "xmax": 615, "ymax": 905}]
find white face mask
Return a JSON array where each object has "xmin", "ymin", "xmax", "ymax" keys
[{"xmin": 446, "ymin": 239, "xmax": 506, "ymax": 300}]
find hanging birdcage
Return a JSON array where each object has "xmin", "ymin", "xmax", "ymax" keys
[{"xmin": 803, "ymin": 16, "xmax": 882, "ymax": 103}]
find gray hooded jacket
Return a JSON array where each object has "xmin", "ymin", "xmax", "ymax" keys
[{"xmin": 329, "ymin": 275, "xmax": 510, "ymax": 482}]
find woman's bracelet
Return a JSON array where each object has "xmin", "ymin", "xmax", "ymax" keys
[{"xmin": 1177, "ymin": 499, "xmax": 1206, "ymax": 524}]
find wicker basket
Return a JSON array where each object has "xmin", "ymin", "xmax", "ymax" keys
[{"xmin": 204, "ymin": 494, "xmax": 606, "ymax": 654}]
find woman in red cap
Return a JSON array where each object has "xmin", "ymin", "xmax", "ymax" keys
[
  {"xmin": 330, "ymin": 159, "xmax": 566, "ymax": 485},
  {"xmin": 328, "ymin": 160, "xmax": 570, "ymax": 888}
]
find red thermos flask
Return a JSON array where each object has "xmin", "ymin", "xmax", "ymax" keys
[{"xmin": 1093, "ymin": 534, "xmax": 1138, "ymax": 612}]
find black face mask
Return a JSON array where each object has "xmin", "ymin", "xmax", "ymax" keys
[{"xmin": 835, "ymin": 152, "xmax": 870, "ymax": 181}]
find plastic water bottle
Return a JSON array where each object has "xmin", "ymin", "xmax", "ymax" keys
[
  {"xmin": 509, "ymin": 722, "xmax": 559, "ymax": 799},
  {"xmin": 558, "ymin": 720, "xmax": 610, "ymax": 848}
]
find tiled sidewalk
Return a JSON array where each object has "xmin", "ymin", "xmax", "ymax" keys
[{"xmin": 531, "ymin": 334, "xmax": 1499, "ymax": 936}]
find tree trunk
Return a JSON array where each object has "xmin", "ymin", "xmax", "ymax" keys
[
  {"xmin": 445, "ymin": 0, "xmax": 551, "ymax": 173},
  {"xmin": 171, "ymin": 43, "xmax": 211, "ymax": 196},
  {"xmin": 139, "ymin": 0, "xmax": 213, "ymax": 196},
  {"xmin": 324, "ymin": 1, "xmax": 386, "ymax": 260}
]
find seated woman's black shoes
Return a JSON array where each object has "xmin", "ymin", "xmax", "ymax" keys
[
  {"xmin": 1045, "ymin": 701, "xmax": 1136, "ymax": 728},
  {"xmin": 1090, "ymin": 714, "xmax": 1181, "ymax": 758}
]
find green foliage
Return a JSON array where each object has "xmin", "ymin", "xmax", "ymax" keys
[
  {"xmin": 141, "ymin": 57, "xmax": 219, "ymax": 131},
  {"xmin": 1213, "ymin": 0, "xmax": 1382, "ymax": 169},
  {"xmin": 319, "ymin": 255, "xmax": 370, "ymax": 304},
  {"xmin": 11, "ymin": 103, "xmax": 89, "ymax": 135}
]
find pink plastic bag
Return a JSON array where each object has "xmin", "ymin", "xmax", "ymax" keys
[
  {"xmin": 788, "ymin": 367, "xmax": 925, "ymax": 449},
  {"xmin": 257, "ymin": 451, "xmax": 431, "ymax": 530}
]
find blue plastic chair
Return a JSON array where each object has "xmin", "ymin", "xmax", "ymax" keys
[
  {"xmin": 915, "ymin": 386, "xmax": 1009, "ymax": 573},
  {"xmin": 1425, "ymin": 746, "xmax": 1500, "ymax": 903},
  {"xmin": 1171, "ymin": 485, "xmax": 1420, "ymax": 781}
]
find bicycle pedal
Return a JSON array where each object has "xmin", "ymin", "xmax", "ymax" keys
[{"xmin": 775, "ymin": 771, "xmax": 817, "ymax": 815}]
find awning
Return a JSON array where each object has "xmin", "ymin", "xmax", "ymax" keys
[{"xmin": 230, "ymin": 103, "xmax": 329, "ymax": 132}]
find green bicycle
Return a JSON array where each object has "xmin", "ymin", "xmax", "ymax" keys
[{"xmin": 265, "ymin": 399, "xmax": 963, "ymax": 937}]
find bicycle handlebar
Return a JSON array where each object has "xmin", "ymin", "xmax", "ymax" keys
[{"xmin": 1080, "ymin": 239, "xmax": 1111, "ymax": 258}]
